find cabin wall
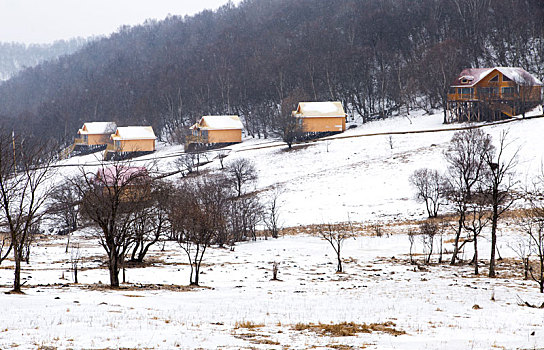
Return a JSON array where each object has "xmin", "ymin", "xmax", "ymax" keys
[
  {"xmin": 301, "ymin": 117, "xmax": 345, "ymax": 133},
  {"xmin": 207, "ymin": 129, "xmax": 242, "ymax": 143},
  {"xmin": 119, "ymin": 139, "xmax": 155, "ymax": 152},
  {"xmin": 87, "ymin": 134, "xmax": 110, "ymax": 145}
]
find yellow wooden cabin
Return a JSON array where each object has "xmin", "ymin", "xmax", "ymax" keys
[
  {"xmin": 292, "ymin": 102, "xmax": 346, "ymax": 133},
  {"xmin": 105, "ymin": 126, "xmax": 156, "ymax": 160},
  {"xmin": 447, "ymin": 67, "xmax": 543, "ymax": 122},
  {"xmin": 187, "ymin": 115, "xmax": 243, "ymax": 150},
  {"xmin": 76, "ymin": 122, "xmax": 117, "ymax": 146}
]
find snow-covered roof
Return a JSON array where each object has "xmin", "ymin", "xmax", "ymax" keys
[
  {"xmin": 78, "ymin": 122, "xmax": 117, "ymax": 135},
  {"xmin": 193, "ymin": 115, "xmax": 243, "ymax": 130},
  {"xmin": 111, "ymin": 126, "xmax": 156, "ymax": 140},
  {"xmin": 451, "ymin": 67, "xmax": 543, "ymax": 87},
  {"xmin": 294, "ymin": 102, "xmax": 346, "ymax": 117}
]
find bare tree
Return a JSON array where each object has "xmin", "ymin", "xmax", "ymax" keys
[
  {"xmin": 72, "ymin": 162, "xmax": 152, "ymax": 288},
  {"xmin": 70, "ymin": 243, "xmax": 81, "ymax": 283},
  {"xmin": 169, "ymin": 178, "xmax": 221, "ymax": 286},
  {"xmin": 228, "ymin": 193, "xmax": 263, "ymax": 242},
  {"xmin": 407, "ymin": 228, "xmax": 417, "ymax": 264},
  {"xmin": 316, "ymin": 222, "xmax": 355, "ymax": 273},
  {"xmin": 519, "ymin": 172, "xmax": 544, "ymax": 292},
  {"xmin": 0, "ymin": 132, "xmax": 55, "ymax": 293},
  {"xmin": 226, "ymin": 158, "xmax": 258, "ymax": 197},
  {"xmin": 463, "ymin": 189, "xmax": 491, "ymax": 274},
  {"xmin": 128, "ymin": 181, "xmax": 170, "ymax": 263},
  {"xmin": 509, "ymin": 220, "xmax": 532, "ymax": 281},
  {"xmin": 444, "ymin": 129, "xmax": 493, "ymax": 265},
  {"xmin": 484, "ymin": 131, "xmax": 518, "ymax": 277},
  {"xmin": 263, "ymin": 187, "xmax": 282, "ymax": 239},
  {"xmin": 516, "ymin": 207, "xmax": 544, "ymax": 293},
  {"xmin": 48, "ymin": 181, "xmax": 81, "ymax": 253},
  {"xmin": 419, "ymin": 220, "xmax": 439, "ymax": 264},
  {"xmin": 409, "ymin": 168, "xmax": 446, "ymax": 218},
  {"xmin": 278, "ymin": 91, "xmax": 305, "ymax": 149}
]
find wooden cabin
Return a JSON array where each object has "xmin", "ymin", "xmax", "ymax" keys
[
  {"xmin": 65, "ymin": 122, "xmax": 117, "ymax": 157},
  {"xmin": 447, "ymin": 67, "xmax": 543, "ymax": 122},
  {"xmin": 104, "ymin": 126, "xmax": 156, "ymax": 160},
  {"xmin": 292, "ymin": 102, "xmax": 346, "ymax": 135},
  {"xmin": 186, "ymin": 115, "xmax": 243, "ymax": 151},
  {"xmin": 77, "ymin": 122, "xmax": 117, "ymax": 146}
]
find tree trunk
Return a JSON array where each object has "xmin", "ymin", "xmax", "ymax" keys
[
  {"xmin": 489, "ymin": 205, "xmax": 499, "ymax": 278},
  {"xmin": 336, "ymin": 244, "xmax": 342, "ymax": 273},
  {"xmin": 473, "ymin": 235, "xmax": 479, "ymax": 275},
  {"xmin": 108, "ymin": 253, "xmax": 120, "ymax": 287},
  {"xmin": 451, "ymin": 216, "xmax": 463, "ymax": 265},
  {"xmin": 193, "ymin": 262, "xmax": 199, "ymax": 286},
  {"xmin": 13, "ymin": 246, "xmax": 21, "ymax": 292}
]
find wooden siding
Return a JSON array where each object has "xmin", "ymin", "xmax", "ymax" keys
[
  {"xmin": 116, "ymin": 139, "xmax": 155, "ymax": 152},
  {"xmin": 206, "ymin": 129, "xmax": 242, "ymax": 143},
  {"xmin": 86, "ymin": 134, "xmax": 110, "ymax": 146},
  {"xmin": 301, "ymin": 117, "xmax": 346, "ymax": 133}
]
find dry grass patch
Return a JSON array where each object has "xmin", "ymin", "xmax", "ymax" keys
[
  {"xmin": 292, "ymin": 321, "xmax": 406, "ymax": 337},
  {"xmin": 234, "ymin": 320, "xmax": 265, "ymax": 330}
]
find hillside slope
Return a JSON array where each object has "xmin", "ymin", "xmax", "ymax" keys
[{"xmin": 57, "ymin": 107, "xmax": 544, "ymax": 227}]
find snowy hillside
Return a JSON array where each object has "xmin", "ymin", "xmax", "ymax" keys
[
  {"xmin": 56, "ymin": 107, "xmax": 544, "ymax": 227},
  {"xmin": 2, "ymin": 108, "xmax": 544, "ymax": 349}
]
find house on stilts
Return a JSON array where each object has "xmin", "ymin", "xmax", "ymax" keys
[{"xmin": 447, "ymin": 67, "xmax": 543, "ymax": 122}]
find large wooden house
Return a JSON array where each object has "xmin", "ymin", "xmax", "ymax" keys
[
  {"xmin": 104, "ymin": 126, "xmax": 156, "ymax": 160},
  {"xmin": 292, "ymin": 102, "xmax": 346, "ymax": 135},
  {"xmin": 186, "ymin": 115, "xmax": 243, "ymax": 151},
  {"xmin": 447, "ymin": 67, "xmax": 543, "ymax": 122}
]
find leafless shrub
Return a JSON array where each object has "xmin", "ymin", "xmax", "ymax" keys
[
  {"xmin": 316, "ymin": 222, "xmax": 355, "ymax": 273},
  {"xmin": 409, "ymin": 168, "xmax": 446, "ymax": 218}
]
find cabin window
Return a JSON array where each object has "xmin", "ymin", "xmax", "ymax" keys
[
  {"xmin": 490, "ymin": 75, "xmax": 499, "ymax": 82},
  {"xmin": 448, "ymin": 87, "xmax": 456, "ymax": 94},
  {"xmin": 460, "ymin": 87, "xmax": 473, "ymax": 95},
  {"xmin": 114, "ymin": 140, "xmax": 121, "ymax": 149},
  {"xmin": 83, "ymin": 135, "xmax": 88, "ymax": 143},
  {"xmin": 479, "ymin": 87, "xmax": 498, "ymax": 97},
  {"xmin": 503, "ymin": 75, "xmax": 512, "ymax": 82},
  {"xmin": 460, "ymin": 78, "xmax": 469, "ymax": 84},
  {"xmin": 501, "ymin": 87, "xmax": 515, "ymax": 96}
]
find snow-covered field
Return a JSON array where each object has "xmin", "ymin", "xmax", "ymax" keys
[{"xmin": 1, "ymin": 108, "xmax": 544, "ymax": 349}]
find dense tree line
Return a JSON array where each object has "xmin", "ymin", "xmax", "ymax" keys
[{"xmin": 0, "ymin": 0, "xmax": 542, "ymax": 144}]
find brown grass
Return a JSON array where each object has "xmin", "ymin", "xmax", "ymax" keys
[
  {"xmin": 292, "ymin": 321, "xmax": 406, "ymax": 337},
  {"xmin": 234, "ymin": 320, "xmax": 265, "ymax": 330}
]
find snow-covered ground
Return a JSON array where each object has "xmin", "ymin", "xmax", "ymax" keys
[
  {"xmin": 1, "ymin": 232, "xmax": 543, "ymax": 349},
  {"xmin": 1, "ymin": 108, "xmax": 544, "ymax": 349}
]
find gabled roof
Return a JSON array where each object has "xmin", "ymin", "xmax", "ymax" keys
[
  {"xmin": 96, "ymin": 166, "xmax": 149, "ymax": 186},
  {"xmin": 78, "ymin": 122, "xmax": 117, "ymax": 135},
  {"xmin": 111, "ymin": 126, "xmax": 156, "ymax": 141},
  {"xmin": 294, "ymin": 102, "xmax": 346, "ymax": 117},
  {"xmin": 191, "ymin": 115, "xmax": 243, "ymax": 130},
  {"xmin": 451, "ymin": 67, "xmax": 543, "ymax": 87}
]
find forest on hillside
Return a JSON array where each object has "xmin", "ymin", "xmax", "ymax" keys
[
  {"xmin": 0, "ymin": 0, "xmax": 542, "ymax": 144},
  {"xmin": 0, "ymin": 39, "xmax": 87, "ymax": 81}
]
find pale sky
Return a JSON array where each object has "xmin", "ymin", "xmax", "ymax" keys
[{"xmin": 0, "ymin": 0, "xmax": 240, "ymax": 44}]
